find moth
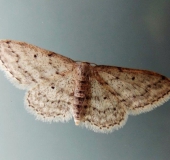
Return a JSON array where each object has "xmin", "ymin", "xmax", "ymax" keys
[{"xmin": 0, "ymin": 40, "xmax": 170, "ymax": 133}]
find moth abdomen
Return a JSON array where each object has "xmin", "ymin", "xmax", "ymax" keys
[{"xmin": 73, "ymin": 62, "xmax": 91, "ymax": 125}]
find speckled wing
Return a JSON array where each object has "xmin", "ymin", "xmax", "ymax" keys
[
  {"xmin": 94, "ymin": 65, "xmax": 170, "ymax": 115},
  {"xmin": 25, "ymin": 73, "xmax": 75, "ymax": 122},
  {"xmin": 0, "ymin": 40, "xmax": 74, "ymax": 89},
  {"xmin": 81, "ymin": 77, "xmax": 128, "ymax": 133}
]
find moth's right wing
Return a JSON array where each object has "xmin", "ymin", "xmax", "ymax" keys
[{"xmin": 94, "ymin": 65, "xmax": 170, "ymax": 115}]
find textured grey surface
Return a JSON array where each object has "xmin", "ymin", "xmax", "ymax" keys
[{"xmin": 0, "ymin": 0, "xmax": 170, "ymax": 160}]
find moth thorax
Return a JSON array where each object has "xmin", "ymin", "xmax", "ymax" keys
[
  {"xmin": 75, "ymin": 62, "xmax": 91, "ymax": 80},
  {"xmin": 73, "ymin": 62, "xmax": 90, "ymax": 125}
]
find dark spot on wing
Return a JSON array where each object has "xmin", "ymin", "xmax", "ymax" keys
[
  {"xmin": 118, "ymin": 67, "xmax": 123, "ymax": 72},
  {"xmin": 147, "ymin": 84, "xmax": 151, "ymax": 88},
  {"xmin": 48, "ymin": 53, "xmax": 54, "ymax": 57},
  {"xmin": 6, "ymin": 41, "xmax": 10, "ymax": 44},
  {"xmin": 161, "ymin": 76, "xmax": 166, "ymax": 80},
  {"xmin": 132, "ymin": 77, "xmax": 135, "ymax": 80},
  {"xmin": 84, "ymin": 105, "xmax": 87, "ymax": 109}
]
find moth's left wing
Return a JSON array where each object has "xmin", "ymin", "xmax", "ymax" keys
[
  {"xmin": 0, "ymin": 40, "xmax": 75, "ymax": 89},
  {"xmin": 80, "ymin": 77, "xmax": 127, "ymax": 133},
  {"xmin": 25, "ymin": 73, "xmax": 75, "ymax": 122}
]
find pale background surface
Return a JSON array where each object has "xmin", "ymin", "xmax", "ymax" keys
[{"xmin": 0, "ymin": 1, "xmax": 170, "ymax": 160}]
